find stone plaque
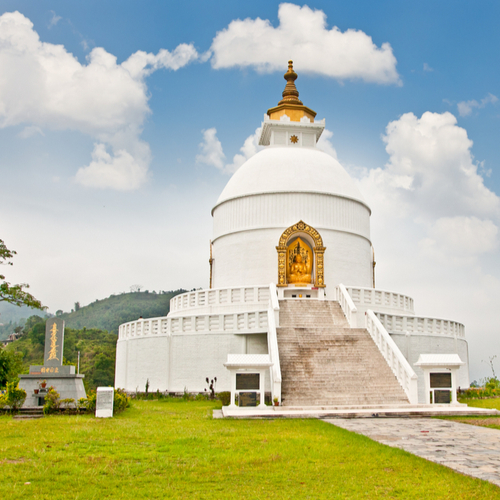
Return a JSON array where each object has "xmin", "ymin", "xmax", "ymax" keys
[
  {"xmin": 430, "ymin": 373, "xmax": 452, "ymax": 388},
  {"xmin": 239, "ymin": 392, "xmax": 257, "ymax": 407},
  {"xmin": 29, "ymin": 365, "xmax": 75, "ymax": 376},
  {"xmin": 236, "ymin": 373, "xmax": 260, "ymax": 391},
  {"xmin": 434, "ymin": 390, "xmax": 451, "ymax": 404},
  {"xmin": 96, "ymin": 387, "xmax": 114, "ymax": 418},
  {"xmin": 43, "ymin": 318, "xmax": 65, "ymax": 367}
]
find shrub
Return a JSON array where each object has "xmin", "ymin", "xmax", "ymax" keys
[
  {"xmin": 43, "ymin": 387, "xmax": 61, "ymax": 414},
  {"xmin": 0, "ymin": 393, "xmax": 7, "ymax": 409},
  {"xmin": 217, "ymin": 391, "xmax": 231, "ymax": 406},
  {"xmin": 85, "ymin": 390, "xmax": 97, "ymax": 412},
  {"xmin": 114, "ymin": 388, "xmax": 130, "ymax": 413},
  {"xmin": 5, "ymin": 381, "xmax": 27, "ymax": 411}
]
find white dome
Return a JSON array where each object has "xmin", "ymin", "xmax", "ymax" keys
[{"xmin": 213, "ymin": 147, "xmax": 369, "ymax": 211}]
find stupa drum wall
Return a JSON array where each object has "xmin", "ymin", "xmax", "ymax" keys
[
  {"xmin": 212, "ymin": 191, "xmax": 372, "ymax": 289},
  {"xmin": 211, "ymin": 227, "xmax": 372, "ymax": 289}
]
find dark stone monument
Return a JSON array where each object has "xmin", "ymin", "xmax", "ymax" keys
[{"xmin": 18, "ymin": 319, "xmax": 86, "ymax": 407}]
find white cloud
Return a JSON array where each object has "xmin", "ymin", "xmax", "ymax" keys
[
  {"xmin": 354, "ymin": 111, "xmax": 500, "ymax": 380},
  {"xmin": 316, "ymin": 129, "xmax": 337, "ymax": 158},
  {"xmin": 196, "ymin": 128, "xmax": 226, "ymax": 171},
  {"xmin": 197, "ymin": 126, "xmax": 264, "ymax": 174},
  {"xmin": 457, "ymin": 93, "xmax": 498, "ymax": 117},
  {"xmin": 197, "ymin": 125, "xmax": 337, "ymax": 174},
  {"xmin": 0, "ymin": 11, "xmax": 199, "ymax": 190},
  {"xmin": 360, "ymin": 111, "xmax": 500, "ymax": 221},
  {"xmin": 210, "ymin": 3, "xmax": 400, "ymax": 85},
  {"xmin": 17, "ymin": 125, "xmax": 44, "ymax": 138},
  {"xmin": 420, "ymin": 216, "xmax": 498, "ymax": 265},
  {"xmin": 423, "ymin": 62, "xmax": 433, "ymax": 72},
  {"xmin": 48, "ymin": 11, "xmax": 61, "ymax": 29},
  {"xmin": 75, "ymin": 142, "xmax": 150, "ymax": 191}
]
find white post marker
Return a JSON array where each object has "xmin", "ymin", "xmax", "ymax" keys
[{"xmin": 96, "ymin": 387, "xmax": 114, "ymax": 418}]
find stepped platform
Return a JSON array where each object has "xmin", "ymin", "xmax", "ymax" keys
[
  {"xmin": 12, "ymin": 407, "xmax": 44, "ymax": 420},
  {"xmin": 276, "ymin": 300, "xmax": 410, "ymax": 407},
  {"xmin": 220, "ymin": 404, "xmax": 500, "ymax": 419}
]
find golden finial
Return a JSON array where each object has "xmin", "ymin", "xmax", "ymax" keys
[
  {"xmin": 266, "ymin": 60, "xmax": 316, "ymax": 122},
  {"xmin": 279, "ymin": 60, "xmax": 303, "ymax": 105}
]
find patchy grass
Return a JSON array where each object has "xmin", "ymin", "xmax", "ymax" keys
[
  {"xmin": 440, "ymin": 398, "xmax": 500, "ymax": 430},
  {"xmin": 1, "ymin": 400, "xmax": 499, "ymax": 499}
]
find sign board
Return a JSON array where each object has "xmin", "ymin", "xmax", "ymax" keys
[
  {"xmin": 43, "ymin": 318, "xmax": 65, "ymax": 367},
  {"xmin": 236, "ymin": 373, "xmax": 260, "ymax": 391},
  {"xmin": 430, "ymin": 373, "xmax": 452, "ymax": 388},
  {"xmin": 239, "ymin": 392, "xmax": 257, "ymax": 407},
  {"xmin": 434, "ymin": 390, "xmax": 451, "ymax": 404},
  {"xmin": 96, "ymin": 387, "xmax": 114, "ymax": 418}
]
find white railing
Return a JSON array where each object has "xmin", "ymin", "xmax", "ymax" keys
[
  {"xmin": 346, "ymin": 286, "xmax": 414, "ymax": 315},
  {"xmin": 336, "ymin": 284, "xmax": 358, "ymax": 327},
  {"xmin": 365, "ymin": 310, "xmax": 418, "ymax": 404},
  {"xmin": 375, "ymin": 313, "xmax": 465, "ymax": 338},
  {"xmin": 118, "ymin": 309, "xmax": 268, "ymax": 339},
  {"xmin": 267, "ymin": 283, "xmax": 282, "ymax": 404},
  {"xmin": 170, "ymin": 285, "xmax": 270, "ymax": 313}
]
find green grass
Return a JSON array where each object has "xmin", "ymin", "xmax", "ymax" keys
[
  {"xmin": 440, "ymin": 397, "xmax": 500, "ymax": 430},
  {"xmin": 1, "ymin": 401, "xmax": 499, "ymax": 499}
]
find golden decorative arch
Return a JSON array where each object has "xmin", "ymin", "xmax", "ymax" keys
[{"xmin": 276, "ymin": 220, "xmax": 326, "ymax": 287}]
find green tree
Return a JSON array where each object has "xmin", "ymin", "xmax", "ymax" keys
[
  {"xmin": 28, "ymin": 322, "xmax": 46, "ymax": 347},
  {"xmin": 0, "ymin": 346, "xmax": 23, "ymax": 388},
  {"xmin": 0, "ymin": 239, "xmax": 45, "ymax": 310}
]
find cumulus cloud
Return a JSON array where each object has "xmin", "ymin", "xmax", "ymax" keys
[
  {"xmin": 196, "ymin": 128, "xmax": 226, "ymax": 171},
  {"xmin": 420, "ymin": 216, "xmax": 498, "ymax": 265},
  {"xmin": 197, "ymin": 125, "xmax": 336, "ymax": 174},
  {"xmin": 210, "ymin": 3, "xmax": 400, "ymax": 85},
  {"xmin": 0, "ymin": 11, "xmax": 199, "ymax": 190},
  {"xmin": 423, "ymin": 62, "xmax": 433, "ymax": 72},
  {"xmin": 196, "ymin": 126, "xmax": 263, "ymax": 174},
  {"xmin": 359, "ymin": 111, "xmax": 500, "ymax": 221},
  {"xmin": 457, "ymin": 93, "xmax": 498, "ymax": 117},
  {"xmin": 353, "ymin": 111, "xmax": 500, "ymax": 380},
  {"xmin": 316, "ymin": 129, "xmax": 337, "ymax": 158}
]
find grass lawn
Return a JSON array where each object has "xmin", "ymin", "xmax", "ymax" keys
[
  {"xmin": 1, "ymin": 400, "xmax": 499, "ymax": 499},
  {"xmin": 440, "ymin": 397, "xmax": 500, "ymax": 430}
]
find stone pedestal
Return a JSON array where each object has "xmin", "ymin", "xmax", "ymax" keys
[{"xmin": 19, "ymin": 370, "xmax": 86, "ymax": 408}]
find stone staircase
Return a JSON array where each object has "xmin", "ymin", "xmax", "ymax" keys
[
  {"xmin": 276, "ymin": 300, "xmax": 410, "ymax": 407},
  {"xmin": 12, "ymin": 407, "xmax": 44, "ymax": 420}
]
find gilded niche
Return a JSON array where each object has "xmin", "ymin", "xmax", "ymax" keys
[
  {"xmin": 276, "ymin": 221, "xmax": 326, "ymax": 287},
  {"xmin": 287, "ymin": 237, "xmax": 312, "ymax": 284}
]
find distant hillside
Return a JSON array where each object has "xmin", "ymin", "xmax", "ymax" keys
[
  {"xmin": 58, "ymin": 289, "xmax": 187, "ymax": 333},
  {"xmin": 0, "ymin": 302, "xmax": 49, "ymax": 341}
]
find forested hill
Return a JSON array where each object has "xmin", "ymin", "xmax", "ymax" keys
[{"xmin": 58, "ymin": 289, "xmax": 187, "ymax": 334}]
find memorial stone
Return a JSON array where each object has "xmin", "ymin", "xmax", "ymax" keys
[
  {"xmin": 18, "ymin": 318, "xmax": 86, "ymax": 407},
  {"xmin": 43, "ymin": 318, "xmax": 64, "ymax": 367},
  {"xmin": 96, "ymin": 387, "xmax": 114, "ymax": 418}
]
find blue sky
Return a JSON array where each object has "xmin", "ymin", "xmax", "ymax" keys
[{"xmin": 1, "ymin": 1, "xmax": 499, "ymax": 380}]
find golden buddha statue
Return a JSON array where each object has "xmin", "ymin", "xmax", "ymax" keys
[{"xmin": 287, "ymin": 238, "xmax": 312, "ymax": 284}]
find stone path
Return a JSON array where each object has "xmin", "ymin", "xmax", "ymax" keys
[{"xmin": 324, "ymin": 417, "xmax": 500, "ymax": 487}]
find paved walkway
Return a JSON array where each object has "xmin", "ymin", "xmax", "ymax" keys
[{"xmin": 325, "ymin": 417, "xmax": 500, "ymax": 487}]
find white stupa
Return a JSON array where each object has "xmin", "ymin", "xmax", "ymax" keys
[{"xmin": 115, "ymin": 62, "xmax": 469, "ymax": 407}]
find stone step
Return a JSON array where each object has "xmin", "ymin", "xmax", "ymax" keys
[{"xmin": 277, "ymin": 299, "xmax": 409, "ymax": 407}]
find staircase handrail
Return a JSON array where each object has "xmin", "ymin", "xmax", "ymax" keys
[
  {"xmin": 365, "ymin": 309, "xmax": 418, "ymax": 404},
  {"xmin": 267, "ymin": 283, "xmax": 282, "ymax": 403},
  {"xmin": 336, "ymin": 284, "xmax": 358, "ymax": 327}
]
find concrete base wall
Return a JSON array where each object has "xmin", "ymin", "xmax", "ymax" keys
[
  {"xmin": 19, "ymin": 375, "xmax": 86, "ymax": 408},
  {"xmin": 115, "ymin": 332, "xmax": 270, "ymax": 394},
  {"xmin": 390, "ymin": 333, "xmax": 469, "ymax": 404}
]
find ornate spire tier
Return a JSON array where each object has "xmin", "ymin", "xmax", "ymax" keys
[{"xmin": 266, "ymin": 61, "xmax": 317, "ymax": 123}]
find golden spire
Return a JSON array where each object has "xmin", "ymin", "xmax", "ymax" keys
[{"xmin": 267, "ymin": 60, "xmax": 316, "ymax": 123}]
